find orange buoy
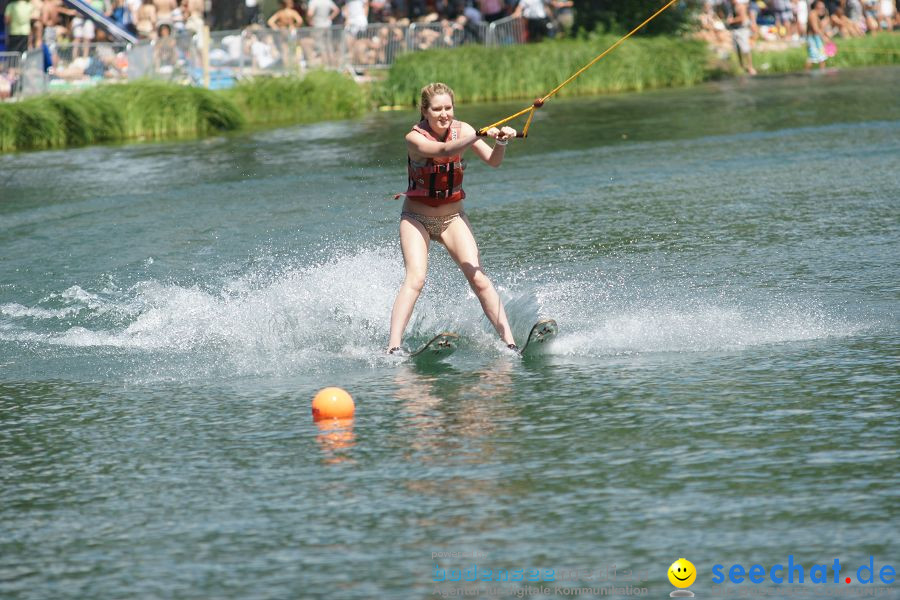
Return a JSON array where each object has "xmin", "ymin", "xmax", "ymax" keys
[{"xmin": 311, "ymin": 387, "xmax": 355, "ymax": 421}]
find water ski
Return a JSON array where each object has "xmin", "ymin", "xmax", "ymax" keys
[
  {"xmin": 519, "ymin": 319, "xmax": 558, "ymax": 356},
  {"xmin": 409, "ymin": 332, "xmax": 459, "ymax": 364}
]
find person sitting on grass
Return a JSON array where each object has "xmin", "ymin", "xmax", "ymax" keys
[
  {"xmin": 832, "ymin": 2, "xmax": 865, "ymax": 36},
  {"xmin": 153, "ymin": 22, "xmax": 178, "ymax": 72},
  {"xmin": 844, "ymin": 0, "xmax": 868, "ymax": 34},
  {"xmin": 772, "ymin": 0, "xmax": 794, "ymax": 39},
  {"xmin": 697, "ymin": 0, "xmax": 731, "ymax": 47},
  {"xmin": 862, "ymin": 0, "xmax": 880, "ymax": 32},
  {"xmin": 878, "ymin": 0, "xmax": 897, "ymax": 29},
  {"xmin": 0, "ymin": 64, "xmax": 17, "ymax": 98}
]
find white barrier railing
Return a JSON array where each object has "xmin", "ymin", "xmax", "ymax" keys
[
  {"xmin": 19, "ymin": 51, "xmax": 47, "ymax": 98},
  {"xmin": 50, "ymin": 42, "xmax": 130, "ymax": 83},
  {"xmin": 188, "ymin": 18, "xmax": 524, "ymax": 82},
  {"xmin": 11, "ymin": 42, "xmax": 131, "ymax": 98},
  {"xmin": 295, "ymin": 27, "xmax": 348, "ymax": 70},
  {"xmin": 486, "ymin": 15, "xmax": 526, "ymax": 46},
  {"xmin": 345, "ymin": 22, "xmax": 403, "ymax": 70}
]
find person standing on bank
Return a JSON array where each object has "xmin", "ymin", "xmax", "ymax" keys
[
  {"xmin": 4, "ymin": 0, "xmax": 33, "ymax": 53},
  {"xmin": 727, "ymin": 0, "xmax": 757, "ymax": 75},
  {"xmin": 388, "ymin": 82, "xmax": 518, "ymax": 354},
  {"xmin": 806, "ymin": 0, "xmax": 833, "ymax": 70},
  {"xmin": 513, "ymin": 0, "xmax": 554, "ymax": 42}
]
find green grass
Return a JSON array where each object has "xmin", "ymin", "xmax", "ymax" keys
[
  {"xmin": 0, "ymin": 101, "xmax": 65, "ymax": 151},
  {"xmin": 0, "ymin": 80, "xmax": 243, "ymax": 152},
  {"xmin": 375, "ymin": 35, "xmax": 713, "ymax": 107},
  {"xmin": 226, "ymin": 70, "xmax": 369, "ymax": 127},
  {"xmin": 377, "ymin": 32, "xmax": 900, "ymax": 107},
  {"xmin": 0, "ymin": 72, "xmax": 365, "ymax": 152},
  {"xmin": 752, "ymin": 31, "xmax": 900, "ymax": 74},
  {"xmin": 2, "ymin": 33, "xmax": 897, "ymax": 152}
]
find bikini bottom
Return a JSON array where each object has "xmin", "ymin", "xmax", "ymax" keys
[{"xmin": 401, "ymin": 210, "xmax": 464, "ymax": 239}]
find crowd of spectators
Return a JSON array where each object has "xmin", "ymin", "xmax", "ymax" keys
[
  {"xmin": 699, "ymin": 0, "xmax": 899, "ymax": 43},
  {"xmin": 210, "ymin": 0, "xmax": 575, "ymax": 75},
  {"xmin": 244, "ymin": 0, "xmax": 576, "ymax": 49},
  {"xmin": 4, "ymin": 0, "xmax": 898, "ymax": 98},
  {"xmin": 3, "ymin": 0, "xmax": 207, "ymax": 52},
  {"xmin": 2, "ymin": 0, "xmax": 208, "ymax": 90},
  {"xmin": 3, "ymin": 0, "xmax": 574, "ymax": 93},
  {"xmin": 697, "ymin": 0, "xmax": 899, "ymax": 74}
]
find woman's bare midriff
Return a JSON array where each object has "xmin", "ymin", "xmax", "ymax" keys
[{"xmin": 402, "ymin": 197, "xmax": 464, "ymax": 217}]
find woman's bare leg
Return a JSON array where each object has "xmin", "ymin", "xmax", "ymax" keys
[
  {"xmin": 439, "ymin": 214, "xmax": 515, "ymax": 346},
  {"xmin": 387, "ymin": 217, "xmax": 430, "ymax": 350}
]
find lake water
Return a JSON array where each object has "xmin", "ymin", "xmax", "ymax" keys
[{"xmin": 1, "ymin": 66, "xmax": 898, "ymax": 599}]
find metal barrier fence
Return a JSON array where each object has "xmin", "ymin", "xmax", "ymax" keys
[
  {"xmin": 346, "ymin": 22, "xmax": 403, "ymax": 70},
  {"xmin": 8, "ymin": 42, "xmax": 131, "ymax": 98},
  {"xmin": 19, "ymin": 51, "xmax": 46, "ymax": 97},
  {"xmin": 407, "ymin": 19, "xmax": 490, "ymax": 53},
  {"xmin": 4, "ymin": 16, "xmax": 528, "ymax": 98},
  {"xmin": 0, "ymin": 52, "xmax": 23, "ymax": 99},
  {"xmin": 203, "ymin": 27, "xmax": 346, "ymax": 84},
  {"xmin": 487, "ymin": 15, "xmax": 526, "ymax": 46},
  {"xmin": 50, "ymin": 42, "xmax": 130, "ymax": 82},
  {"xmin": 154, "ymin": 16, "xmax": 525, "ymax": 82}
]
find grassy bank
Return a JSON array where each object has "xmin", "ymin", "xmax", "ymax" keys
[
  {"xmin": 376, "ymin": 32, "xmax": 900, "ymax": 107},
  {"xmin": 0, "ymin": 71, "xmax": 367, "ymax": 152},
  {"xmin": 0, "ymin": 80, "xmax": 244, "ymax": 152},
  {"xmin": 1, "ymin": 33, "xmax": 897, "ymax": 152},
  {"xmin": 226, "ymin": 70, "xmax": 368, "ymax": 127},
  {"xmin": 750, "ymin": 33, "xmax": 900, "ymax": 74},
  {"xmin": 375, "ymin": 35, "xmax": 713, "ymax": 106}
]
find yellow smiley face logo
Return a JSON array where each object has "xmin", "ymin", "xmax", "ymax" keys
[{"xmin": 668, "ymin": 558, "xmax": 697, "ymax": 588}]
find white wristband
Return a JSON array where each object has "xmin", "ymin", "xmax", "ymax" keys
[{"xmin": 495, "ymin": 138, "xmax": 508, "ymax": 146}]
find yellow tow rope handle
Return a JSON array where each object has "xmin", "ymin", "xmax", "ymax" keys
[
  {"xmin": 475, "ymin": 99, "xmax": 545, "ymax": 139},
  {"xmin": 475, "ymin": 131, "xmax": 529, "ymax": 138}
]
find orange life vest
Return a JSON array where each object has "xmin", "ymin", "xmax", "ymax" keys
[{"xmin": 404, "ymin": 120, "xmax": 467, "ymax": 207}]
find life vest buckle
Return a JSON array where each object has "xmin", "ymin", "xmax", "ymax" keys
[
  {"xmin": 432, "ymin": 186, "xmax": 462, "ymax": 199},
  {"xmin": 430, "ymin": 160, "xmax": 466, "ymax": 174}
]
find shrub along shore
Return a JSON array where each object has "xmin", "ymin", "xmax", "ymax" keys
[
  {"xmin": 376, "ymin": 35, "xmax": 712, "ymax": 107},
  {"xmin": 1, "ymin": 33, "xmax": 897, "ymax": 152},
  {"xmin": 0, "ymin": 71, "xmax": 367, "ymax": 152}
]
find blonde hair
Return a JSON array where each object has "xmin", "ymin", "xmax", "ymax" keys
[{"xmin": 419, "ymin": 82, "xmax": 455, "ymax": 119}]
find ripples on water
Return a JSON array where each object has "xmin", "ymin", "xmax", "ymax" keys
[{"xmin": 1, "ymin": 67, "xmax": 898, "ymax": 599}]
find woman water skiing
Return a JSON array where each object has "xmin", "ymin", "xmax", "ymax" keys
[{"xmin": 387, "ymin": 82, "xmax": 518, "ymax": 354}]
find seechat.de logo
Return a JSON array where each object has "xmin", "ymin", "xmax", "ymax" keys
[{"xmin": 711, "ymin": 556, "xmax": 896, "ymax": 586}]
